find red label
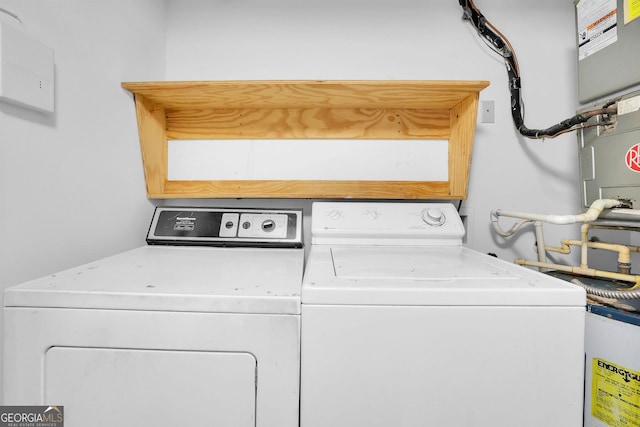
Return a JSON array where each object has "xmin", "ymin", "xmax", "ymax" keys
[{"xmin": 625, "ymin": 144, "xmax": 640, "ymax": 173}]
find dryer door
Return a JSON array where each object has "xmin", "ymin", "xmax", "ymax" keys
[{"xmin": 45, "ymin": 347, "xmax": 257, "ymax": 426}]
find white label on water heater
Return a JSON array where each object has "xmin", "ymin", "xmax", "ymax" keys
[
  {"xmin": 618, "ymin": 95, "xmax": 640, "ymax": 116},
  {"xmin": 576, "ymin": 0, "xmax": 618, "ymax": 61}
]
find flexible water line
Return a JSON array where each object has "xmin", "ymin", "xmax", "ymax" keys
[
  {"xmin": 490, "ymin": 216, "xmax": 532, "ymax": 237},
  {"xmin": 570, "ymin": 278, "xmax": 640, "ymax": 299}
]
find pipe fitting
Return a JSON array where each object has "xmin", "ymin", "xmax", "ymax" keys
[{"xmin": 619, "ymin": 262, "xmax": 632, "ymax": 275}]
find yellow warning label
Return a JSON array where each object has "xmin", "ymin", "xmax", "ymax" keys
[{"xmin": 592, "ymin": 358, "xmax": 640, "ymax": 427}]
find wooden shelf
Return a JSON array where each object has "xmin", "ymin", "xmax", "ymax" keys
[{"xmin": 122, "ymin": 80, "xmax": 489, "ymax": 199}]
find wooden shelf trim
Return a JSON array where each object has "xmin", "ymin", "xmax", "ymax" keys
[{"xmin": 122, "ymin": 80, "xmax": 489, "ymax": 199}]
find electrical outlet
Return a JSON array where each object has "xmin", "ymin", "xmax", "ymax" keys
[{"xmin": 481, "ymin": 100, "xmax": 494, "ymax": 123}]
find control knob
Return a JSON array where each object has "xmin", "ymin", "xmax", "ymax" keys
[
  {"xmin": 421, "ymin": 207, "xmax": 446, "ymax": 226},
  {"xmin": 262, "ymin": 219, "xmax": 276, "ymax": 232}
]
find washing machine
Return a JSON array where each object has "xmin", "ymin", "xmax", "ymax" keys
[
  {"xmin": 300, "ymin": 202, "xmax": 587, "ymax": 427},
  {"xmin": 3, "ymin": 207, "xmax": 303, "ymax": 427}
]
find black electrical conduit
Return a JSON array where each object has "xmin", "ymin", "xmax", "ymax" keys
[{"xmin": 459, "ymin": 0, "xmax": 617, "ymax": 139}]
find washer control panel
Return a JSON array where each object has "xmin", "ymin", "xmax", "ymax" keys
[
  {"xmin": 311, "ymin": 202, "xmax": 465, "ymax": 245},
  {"xmin": 147, "ymin": 207, "xmax": 302, "ymax": 248}
]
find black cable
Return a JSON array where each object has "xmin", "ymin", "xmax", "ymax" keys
[
  {"xmin": 0, "ymin": 7, "xmax": 21, "ymax": 23},
  {"xmin": 459, "ymin": 0, "xmax": 617, "ymax": 139}
]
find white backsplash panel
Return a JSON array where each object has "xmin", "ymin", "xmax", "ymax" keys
[{"xmin": 168, "ymin": 139, "xmax": 448, "ymax": 181}]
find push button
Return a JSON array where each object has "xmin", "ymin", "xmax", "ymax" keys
[{"xmin": 219, "ymin": 213, "xmax": 239, "ymax": 237}]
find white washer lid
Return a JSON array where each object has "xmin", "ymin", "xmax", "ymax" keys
[
  {"xmin": 302, "ymin": 246, "xmax": 585, "ymax": 306},
  {"xmin": 5, "ymin": 246, "xmax": 304, "ymax": 314}
]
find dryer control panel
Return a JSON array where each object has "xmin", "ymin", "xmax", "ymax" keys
[{"xmin": 147, "ymin": 207, "xmax": 303, "ymax": 248}]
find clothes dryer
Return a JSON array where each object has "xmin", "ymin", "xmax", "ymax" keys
[
  {"xmin": 300, "ymin": 202, "xmax": 586, "ymax": 427},
  {"xmin": 4, "ymin": 207, "xmax": 303, "ymax": 427}
]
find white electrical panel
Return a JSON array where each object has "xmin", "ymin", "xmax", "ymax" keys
[{"xmin": 0, "ymin": 22, "xmax": 54, "ymax": 113}]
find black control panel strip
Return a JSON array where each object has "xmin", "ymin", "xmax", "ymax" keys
[{"xmin": 146, "ymin": 207, "xmax": 303, "ymax": 248}]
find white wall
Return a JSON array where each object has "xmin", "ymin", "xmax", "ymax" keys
[
  {"xmin": 164, "ymin": 0, "xmax": 582, "ymax": 261},
  {"xmin": 0, "ymin": 0, "xmax": 166, "ymax": 400}
]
